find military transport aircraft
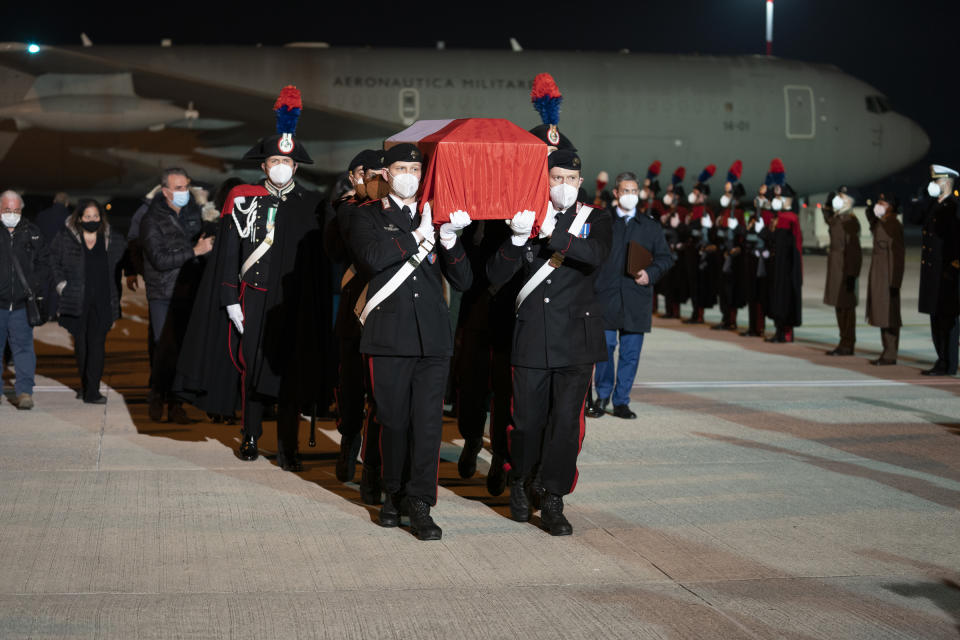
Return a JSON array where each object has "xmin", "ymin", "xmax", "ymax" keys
[{"xmin": 0, "ymin": 42, "xmax": 930, "ymax": 197}]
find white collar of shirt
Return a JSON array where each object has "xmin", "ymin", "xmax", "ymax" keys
[
  {"xmin": 388, "ymin": 196, "xmax": 418, "ymax": 217},
  {"xmin": 617, "ymin": 206, "xmax": 636, "ymax": 219}
]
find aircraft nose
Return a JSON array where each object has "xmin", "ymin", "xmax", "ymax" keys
[{"xmin": 907, "ymin": 118, "xmax": 930, "ymax": 164}]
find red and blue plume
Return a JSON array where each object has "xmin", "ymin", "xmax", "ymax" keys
[
  {"xmin": 647, "ymin": 161, "xmax": 662, "ymax": 180},
  {"xmin": 698, "ymin": 164, "xmax": 716, "ymax": 183},
  {"xmin": 274, "ymin": 85, "xmax": 302, "ymax": 135},
  {"xmin": 672, "ymin": 166, "xmax": 686, "ymax": 185},
  {"xmin": 768, "ymin": 158, "xmax": 785, "ymax": 186},
  {"xmin": 530, "ymin": 73, "xmax": 563, "ymax": 126},
  {"xmin": 726, "ymin": 160, "xmax": 742, "ymax": 184}
]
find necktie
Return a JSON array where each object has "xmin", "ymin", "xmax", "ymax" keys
[{"xmin": 401, "ymin": 205, "xmax": 412, "ymax": 218}]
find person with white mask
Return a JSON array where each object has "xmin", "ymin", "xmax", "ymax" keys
[
  {"xmin": 348, "ymin": 142, "xmax": 474, "ymax": 540},
  {"xmin": 0, "ymin": 190, "xmax": 50, "ymax": 410},
  {"xmin": 864, "ymin": 193, "xmax": 905, "ymax": 365},
  {"xmin": 487, "ymin": 149, "xmax": 612, "ymax": 535},
  {"xmin": 822, "ymin": 186, "xmax": 862, "ymax": 355},
  {"xmin": 908, "ymin": 164, "xmax": 960, "ymax": 375}
]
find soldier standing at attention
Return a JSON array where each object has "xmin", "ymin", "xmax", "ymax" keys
[
  {"xmin": 822, "ymin": 186, "xmax": 862, "ymax": 356},
  {"xmin": 864, "ymin": 193, "xmax": 905, "ymax": 365},
  {"xmin": 349, "ymin": 143, "xmax": 474, "ymax": 540},
  {"xmin": 487, "ymin": 150, "xmax": 612, "ymax": 535}
]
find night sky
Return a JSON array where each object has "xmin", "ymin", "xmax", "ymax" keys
[{"xmin": 2, "ymin": 0, "xmax": 957, "ymax": 201}]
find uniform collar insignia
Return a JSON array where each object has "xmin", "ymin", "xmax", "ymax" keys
[{"xmin": 265, "ymin": 180, "xmax": 296, "ymax": 198}]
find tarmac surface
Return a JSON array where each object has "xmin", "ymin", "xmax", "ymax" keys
[{"xmin": 2, "ymin": 249, "xmax": 959, "ymax": 639}]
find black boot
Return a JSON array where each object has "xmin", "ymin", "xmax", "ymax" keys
[
  {"xmin": 458, "ymin": 437, "xmax": 483, "ymax": 479},
  {"xmin": 379, "ymin": 492, "xmax": 401, "ymax": 527},
  {"xmin": 360, "ymin": 465, "xmax": 383, "ymax": 505},
  {"xmin": 509, "ymin": 477, "xmax": 531, "ymax": 522},
  {"xmin": 403, "ymin": 496, "xmax": 442, "ymax": 541},
  {"xmin": 529, "ymin": 475, "xmax": 544, "ymax": 511},
  {"xmin": 486, "ymin": 454, "xmax": 507, "ymax": 497},
  {"xmin": 540, "ymin": 492, "xmax": 573, "ymax": 536},
  {"xmin": 335, "ymin": 434, "xmax": 361, "ymax": 482},
  {"xmin": 238, "ymin": 435, "xmax": 258, "ymax": 461}
]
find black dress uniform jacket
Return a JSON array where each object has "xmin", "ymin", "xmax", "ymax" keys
[
  {"xmin": 912, "ymin": 196, "xmax": 959, "ymax": 317},
  {"xmin": 487, "ymin": 203, "xmax": 613, "ymax": 369},
  {"xmin": 349, "ymin": 196, "xmax": 473, "ymax": 356},
  {"xmin": 594, "ymin": 207, "xmax": 674, "ymax": 333}
]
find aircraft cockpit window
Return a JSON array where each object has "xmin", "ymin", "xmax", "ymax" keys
[{"xmin": 865, "ymin": 96, "xmax": 891, "ymax": 114}]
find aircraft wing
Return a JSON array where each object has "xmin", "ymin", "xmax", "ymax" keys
[{"xmin": 0, "ymin": 43, "xmax": 399, "ymax": 142}]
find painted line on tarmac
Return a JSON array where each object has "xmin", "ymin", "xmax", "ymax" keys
[{"xmin": 634, "ymin": 378, "xmax": 960, "ymax": 389}]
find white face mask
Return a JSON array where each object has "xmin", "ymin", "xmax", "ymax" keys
[
  {"xmin": 390, "ymin": 172, "xmax": 419, "ymax": 199},
  {"xmin": 1, "ymin": 213, "xmax": 21, "ymax": 228},
  {"xmin": 771, "ymin": 197, "xmax": 783, "ymax": 211},
  {"xmin": 662, "ymin": 193, "xmax": 674, "ymax": 206},
  {"xmin": 618, "ymin": 194, "xmax": 639, "ymax": 210},
  {"xmin": 720, "ymin": 194, "xmax": 731, "ymax": 208},
  {"xmin": 873, "ymin": 203, "xmax": 888, "ymax": 216},
  {"xmin": 687, "ymin": 192, "xmax": 697, "ymax": 204},
  {"xmin": 928, "ymin": 181, "xmax": 942, "ymax": 198},
  {"xmin": 831, "ymin": 195, "xmax": 846, "ymax": 211},
  {"xmin": 268, "ymin": 163, "xmax": 294, "ymax": 186},
  {"xmin": 550, "ymin": 183, "xmax": 579, "ymax": 211}
]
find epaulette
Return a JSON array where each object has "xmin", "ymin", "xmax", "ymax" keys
[{"xmin": 220, "ymin": 184, "xmax": 270, "ymax": 218}]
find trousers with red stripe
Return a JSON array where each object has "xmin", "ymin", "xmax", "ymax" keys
[
  {"xmin": 510, "ymin": 364, "xmax": 592, "ymax": 496},
  {"xmin": 368, "ymin": 355, "xmax": 449, "ymax": 506}
]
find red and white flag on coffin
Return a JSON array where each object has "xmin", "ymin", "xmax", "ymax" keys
[{"xmin": 385, "ymin": 118, "xmax": 550, "ymax": 226}]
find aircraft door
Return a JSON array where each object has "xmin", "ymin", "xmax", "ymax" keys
[
  {"xmin": 399, "ymin": 88, "xmax": 419, "ymax": 125},
  {"xmin": 784, "ymin": 85, "xmax": 815, "ymax": 139}
]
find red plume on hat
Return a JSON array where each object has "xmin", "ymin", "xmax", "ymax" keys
[
  {"xmin": 672, "ymin": 166, "xmax": 686, "ymax": 185},
  {"xmin": 726, "ymin": 160, "xmax": 742, "ymax": 184},
  {"xmin": 768, "ymin": 158, "xmax": 785, "ymax": 186},
  {"xmin": 647, "ymin": 161, "xmax": 662, "ymax": 179},
  {"xmin": 273, "ymin": 85, "xmax": 303, "ymax": 134}
]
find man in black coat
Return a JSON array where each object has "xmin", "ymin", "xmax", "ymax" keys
[
  {"xmin": 34, "ymin": 192, "xmax": 70, "ymax": 316},
  {"xmin": 140, "ymin": 168, "xmax": 213, "ymax": 422},
  {"xmin": 911, "ymin": 164, "xmax": 960, "ymax": 375},
  {"xmin": 349, "ymin": 143, "xmax": 473, "ymax": 541},
  {"xmin": 589, "ymin": 171, "xmax": 673, "ymax": 419},
  {"xmin": 487, "ymin": 150, "xmax": 612, "ymax": 536}
]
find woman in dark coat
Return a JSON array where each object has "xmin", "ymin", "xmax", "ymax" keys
[
  {"xmin": 865, "ymin": 194, "xmax": 905, "ymax": 364},
  {"xmin": 50, "ymin": 199, "xmax": 127, "ymax": 403}
]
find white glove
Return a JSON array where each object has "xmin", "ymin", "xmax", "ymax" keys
[
  {"xmin": 669, "ymin": 213, "xmax": 680, "ymax": 228},
  {"xmin": 727, "ymin": 217, "xmax": 739, "ymax": 230},
  {"xmin": 761, "ymin": 249, "xmax": 770, "ymax": 259},
  {"xmin": 700, "ymin": 214, "xmax": 713, "ymax": 229},
  {"xmin": 439, "ymin": 210, "xmax": 471, "ymax": 249},
  {"xmin": 509, "ymin": 209, "xmax": 536, "ymax": 246},
  {"xmin": 754, "ymin": 217, "xmax": 765, "ymax": 233},
  {"xmin": 56, "ymin": 281, "xmax": 67, "ymax": 296},
  {"xmin": 226, "ymin": 303, "xmax": 244, "ymax": 334},
  {"xmin": 538, "ymin": 202, "xmax": 559, "ymax": 238},
  {"xmin": 415, "ymin": 201, "xmax": 435, "ymax": 245}
]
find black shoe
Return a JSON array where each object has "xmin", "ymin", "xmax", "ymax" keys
[
  {"xmin": 360, "ymin": 465, "xmax": 383, "ymax": 505},
  {"xmin": 825, "ymin": 347, "xmax": 854, "ymax": 356},
  {"xmin": 740, "ymin": 329, "xmax": 763, "ymax": 337},
  {"xmin": 509, "ymin": 477, "xmax": 530, "ymax": 522},
  {"xmin": 540, "ymin": 492, "xmax": 573, "ymax": 536},
  {"xmin": 612, "ymin": 404, "xmax": 637, "ymax": 419},
  {"xmin": 458, "ymin": 437, "xmax": 483, "ymax": 479},
  {"xmin": 75, "ymin": 390, "xmax": 82, "ymax": 400},
  {"xmin": 529, "ymin": 475, "xmax": 544, "ymax": 511},
  {"xmin": 168, "ymin": 402, "xmax": 191, "ymax": 424},
  {"xmin": 586, "ymin": 396, "xmax": 608, "ymax": 418},
  {"xmin": 403, "ymin": 497, "xmax": 442, "ymax": 541},
  {"xmin": 83, "ymin": 394, "xmax": 107, "ymax": 405},
  {"xmin": 279, "ymin": 452, "xmax": 304, "ymax": 472},
  {"xmin": 238, "ymin": 436, "xmax": 259, "ymax": 461},
  {"xmin": 710, "ymin": 322, "xmax": 729, "ymax": 330},
  {"xmin": 379, "ymin": 492, "xmax": 401, "ymax": 527},
  {"xmin": 922, "ymin": 367, "xmax": 948, "ymax": 376},
  {"xmin": 870, "ymin": 358, "xmax": 896, "ymax": 366},
  {"xmin": 765, "ymin": 334, "xmax": 786, "ymax": 343},
  {"xmin": 148, "ymin": 392, "xmax": 164, "ymax": 421},
  {"xmin": 335, "ymin": 435, "xmax": 361, "ymax": 482},
  {"xmin": 682, "ymin": 317, "xmax": 703, "ymax": 324},
  {"xmin": 486, "ymin": 454, "xmax": 507, "ymax": 497}
]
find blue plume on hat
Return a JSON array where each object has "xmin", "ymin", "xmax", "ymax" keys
[
  {"xmin": 274, "ymin": 85, "xmax": 302, "ymax": 135},
  {"xmin": 697, "ymin": 164, "xmax": 716, "ymax": 184},
  {"xmin": 531, "ymin": 73, "xmax": 563, "ymax": 126}
]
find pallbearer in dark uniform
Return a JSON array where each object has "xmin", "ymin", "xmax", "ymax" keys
[
  {"xmin": 324, "ymin": 149, "xmax": 388, "ymax": 501},
  {"xmin": 763, "ymin": 160, "xmax": 803, "ymax": 343},
  {"xmin": 910, "ymin": 164, "xmax": 960, "ymax": 375},
  {"xmin": 822, "ymin": 186, "xmax": 862, "ymax": 355},
  {"xmin": 741, "ymin": 181, "xmax": 774, "ymax": 337},
  {"xmin": 865, "ymin": 193, "xmax": 905, "ymax": 365},
  {"xmin": 659, "ymin": 167, "xmax": 687, "ymax": 319},
  {"xmin": 711, "ymin": 161, "xmax": 747, "ymax": 331},
  {"xmin": 487, "ymin": 150, "xmax": 612, "ymax": 535},
  {"xmin": 681, "ymin": 166, "xmax": 717, "ymax": 324},
  {"xmin": 349, "ymin": 143, "xmax": 474, "ymax": 540},
  {"xmin": 178, "ymin": 86, "xmax": 334, "ymax": 471}
]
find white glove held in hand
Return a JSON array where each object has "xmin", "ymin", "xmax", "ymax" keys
[
  {"xmin": 226, "ymin": 303, "xmax": 244, "ymax": 334},
  {"xmin": 538, "ymin": 203, "xmax": 559, "ymax": 238},
  {"xmin": 415, "ymin": 201, "xmax": 435, "ymax": 245},
  {"xmin": 754, "ymin": 217, "xmax": 765, "ymax": 233},
  {"xmin": 727, "ymin": 217, "xmax": 739, "ymax": 230},
  {"xmin": 56, "ymin": 281, "xmax": 67, "ymax": 296},
  {"xmin": 509, "ymin": 210, "xmax": 536, "ymax": 246},
  {"xmin": 700, "ymin": 214, "xmax": 713, "ymax": 229},
  {"xmin": 439, "ymin": 210, "xmax": 471, "ymax": 249}
]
